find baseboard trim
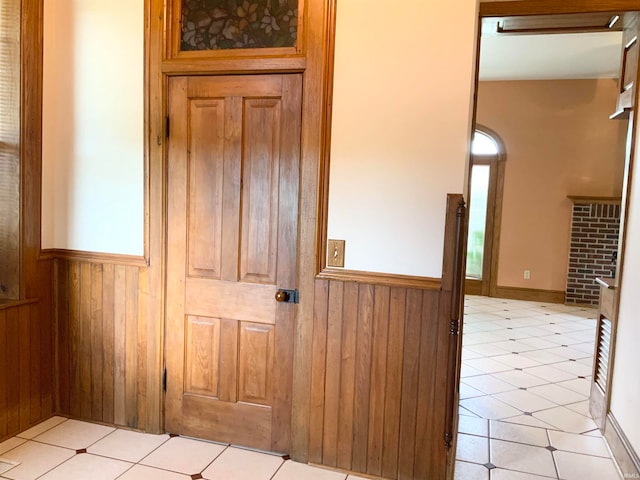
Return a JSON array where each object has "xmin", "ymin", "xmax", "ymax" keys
[
  {"xmin": 494, "ymin": 285, "xmax": 565, "ymax": 304},
  {"xmin": 605, "ymin": 413, "xmax": 640, "ymax": 478},
  {"xmin": 39, "ymin": 248, "xmax": 148, "ymax": 268}
]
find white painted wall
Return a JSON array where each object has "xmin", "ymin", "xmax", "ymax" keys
[
  {"xmin": 42, "ymin": 0, "xmax": 144, "ymax": 255},
  {"xmin": 327, "ymin": 0, "xmax": 478, "ymax": 278},
  {"xmin": 610, "ymin": 130, "xmax": 640, "ymax": 454}
]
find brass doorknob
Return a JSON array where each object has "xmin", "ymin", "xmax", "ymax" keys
[{"xmin": 275, "ymin": 290, "xmax": 290, "ymax": 303}]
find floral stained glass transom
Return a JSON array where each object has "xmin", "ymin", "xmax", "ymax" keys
[{"xmin": 182, "ymin": 0, "xmax": 299, "ymax": 51}]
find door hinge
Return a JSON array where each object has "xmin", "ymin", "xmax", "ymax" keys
[
  {"xmin": 165, "ymin": 117, "xmax": 170, "ymax": 139},
  {"xmin": 162, "ymin": 367, "xmax": 167, "ymax": 393}
]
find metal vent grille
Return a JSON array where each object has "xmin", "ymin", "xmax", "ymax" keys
[{"xmin": 595, "ymin": 317, "xmax": 612, "ymax": 393}]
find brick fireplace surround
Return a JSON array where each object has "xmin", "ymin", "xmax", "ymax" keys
[{"xmin": 566, "ymin": 197, "xmax": 621, "ymax": 306}]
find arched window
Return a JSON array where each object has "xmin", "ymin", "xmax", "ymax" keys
[{"xmin": 466, "ymin": 126, "xmax": 506, "ymax": 296}]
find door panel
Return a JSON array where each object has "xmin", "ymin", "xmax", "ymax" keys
[
  {"xmin": 166, "ymin": 74, "xmax": 302, "ymax": 453},
  {"xmin": 240, "ymin": 99, "xmax": 281, "ymax": 284},
  {"xmin": 187, "ymin": 99, "xmax": 225, "ymax": 279}
]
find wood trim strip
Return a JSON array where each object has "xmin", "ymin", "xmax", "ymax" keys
[
  {"xmin": 605, "ymin": 413, "xmax": 640, "ymax": 478},
  {"xmin": 317, "ymin": 269, "xmax": 441, "ymax": 291},
  {"xmin": 0, "ymin": 299, "xmax": 38, "ymax": 311},
  {"xmin": 444, "ymin": 197, "xmax": 467, "ymax": 448},
  {"xmin": 480, "ymin": 1, "xmax": 640, "ymax": 17},
  {"xmin": 39, "ymin": 249, "xmax": 148, "ymax": 268},
  {"xmin": 161, "ymin": 57, "xmax": 306, "ymax": 75},
  {"xmin": 493, "ymin": 285, "xmax": 566, "ymax": 304},
  {"xmin": 567, "ymin": 195, "xmax": 622, "ymax": 204}
]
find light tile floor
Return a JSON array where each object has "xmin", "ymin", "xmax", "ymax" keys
[
  {"xmin": 456, "ymin": 295, "xmax": 622, "ymax": 480},
  {"xmin": 0, "ymin": 416, "xmax": 368, "ymax": 480},
  {"xmin": 0, "ymin": 295, "xmax": 624, "ymax": 480}
]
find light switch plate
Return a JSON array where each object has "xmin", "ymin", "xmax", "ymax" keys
[{"xmin": 327, "ymin": 239, "xmax": 346, "ymax": 267}]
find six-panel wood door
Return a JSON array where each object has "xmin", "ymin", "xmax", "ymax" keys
[{"xmin": 165, "ymin": 74, "xmax": 302, "ymax": 454}]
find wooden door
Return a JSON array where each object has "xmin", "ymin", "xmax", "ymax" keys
[{"xmin": 165, "ymin": 74, "xmax": 302, "ymax": 454}]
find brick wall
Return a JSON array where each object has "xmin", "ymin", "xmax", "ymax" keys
[{"xmin": 566, "ymin": 201, "xmax": 620, "ymax": 306}]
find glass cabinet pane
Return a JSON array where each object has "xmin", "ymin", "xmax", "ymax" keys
[{"xmin": 181, "ymin": 0, "xmax": 299, "ymax": 51}]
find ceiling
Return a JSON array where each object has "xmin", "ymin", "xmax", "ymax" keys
[{"xmin": 479, "ymin": 14, "xmax": 624, "ymax": 81}]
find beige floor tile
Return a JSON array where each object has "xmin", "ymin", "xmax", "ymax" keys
[
  {"xmin": 459, "ymin": 396, "xmax": 522, "ymax": 420},
  {"xmin": 556, "ymin": 378, "xmax": 591, "ymax": 396},
  {"xmin": 87, "ymin": 429, "xmax": 170, "ymax": 463},
  {"xmin": 490, "ymin": 439, "xmax": 556, "ymax": 478},
  {"xmin": 202, "ymin": 446, "xmax": 284, "ymax": 480},
  {"xmin": 272, "ymin": 460, "xmax": 347, "ymax": 480},
  {"xmin": 493, "ymin": 389, "xmax": 557, "ymax": 413},
  {"xmin": 520, "ymin": 350, "xmax": 567, "ymax": 364},
  {"xmin": 117, "ymin": 464, "xmax": 191, "ymax": 480},
  {"xmin": 461, "ymin": 364, "xmax": 486, "ymax": 378},
  {"xmin": 491, "ymin": 354, "xmax": 542, "ymax": 370},
  {"xmin": 500, "ymin": 415, "xmax": 557, "ymax": 430},
  {"xmin": 465, "ymin": 358, "xmax": 514, "ymax": 375},
  {"xmin": 16, "ymin": 417, "xmax": 68, "ymax": 440},
  {"xmin": 38, "ymin": 453, "xmax": 132, "ymax": 480},
  {"xmin": 533, "ymin": 406, "xmax": 596, "ymax": 434},
  {"xmin": 527, "ymin": 384, "xmax": 586, "ymax": 406},
  {"xmin": 548, "ymin": 430, "xmax": 610, "ymax": 457},
  {"xmin": 456, "ymin": 434, "xmax": 489, "ymax": 464},
  {"xmin": 459, "ymin": 415, "xmax": 489, "ymax": 437},
  {"xmin": 490, "ymin": 468, "xmax": 556, "ymax": 479},
  {"xmin": 140, "ymin": 437, "xmax": 226, "ymax": 475},
  {"xmin": 564, "ymin": 400, "xmax": 591, "ymax": 417},
  {"xmin": 492, "ymin": 370, "xmax": 549, "ymax": 389},
  {"xmin": 454, "ymin": 460, "xmax": 489, "ymax": 480},
  {"xmin": 0, "ymin": 437, "xmax": 26, "ymax": 456},
  {"xmin": 523, "ymin": 365, "xmax": 576, "ymax": 383},
  {"xmin": 462, "ymin": 375, "xmax": 518, "ymax": 395},
  {"xmin": 33, "ymin": 419, "xmax": 115, "ymax": 450},
  {"xmin": 489, "ymin": 421, "xmax": 549, "ymax": 447},
  {"xmin": 554, "ymin": 451, "xmax": 621, "ymax": 480},
  {"xmin": 551, "ymin": 361, "xmax": 592, "ymax": 377},
  {"xmin": 0, "ymin": 441, "xmax": 75, "ymax": 480},
  {"xmin": 460, "ymin": 382, "xmax": 486, "ymax": 399}
]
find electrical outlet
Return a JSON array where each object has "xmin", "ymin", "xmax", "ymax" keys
[{"xmin": 524, "ymin": 270, "xmax": 531, "ymax": 280}]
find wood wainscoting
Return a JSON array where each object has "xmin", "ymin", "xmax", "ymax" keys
[
  {"xmin": 307, "ymin": 195, "xmax": 466, "ymax": 480},
  {"xmin": 53, "ymin": 257, "xmax": 151, "ymax": 430},
  {"xmin": 0, "ymin": 261, "xmax": 55, "ymax": 440}
]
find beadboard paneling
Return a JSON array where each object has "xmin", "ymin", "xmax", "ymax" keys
[
  {"xmin": 0, "ymin": 292, "xmax": 54, "ymax": 440},
  {"xmin": 54, "ymin": 258, "xmax": 150, "ymax": 430}
]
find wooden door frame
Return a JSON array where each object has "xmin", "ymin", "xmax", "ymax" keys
[
  {"xmin": 146, "ymin": 0, "xmax": 334, "ymax": 461},
  {"xmin": 475, "ymin": 0, "xmax": 640, "ymax": 470},
  {"xmin": 465, "ymin": 125, "xmax": 506, "ymax": 298}
]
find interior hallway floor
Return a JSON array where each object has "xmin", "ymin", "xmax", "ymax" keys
[
  {"xmin": 0, "ymin": 416, "xmax": 370, "ymax": 480},
  {"xmin": 456, "ymin": 295, "xmax": 621, "ymax": 480},
  {"xmin": 0, "ymin": 295, "xmax": 623, "ymax": 480}
]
